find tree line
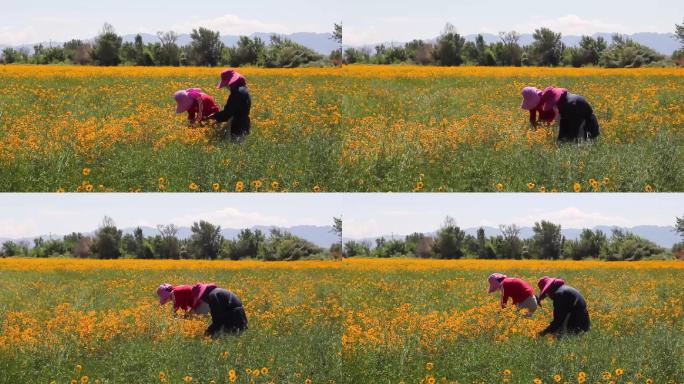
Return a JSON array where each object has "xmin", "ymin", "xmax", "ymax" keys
[
  {"xmin": 0, "ymin": 216, "xmax": 325, "ymax": 261},
  {"xmin": 2, "ymin": 215, "xmax": 683, "ymax": 261},
  {"xmin": 0, "ymin": 23, "xmax": 334, "ymax": 68},
  {"xmin": 344, "ymin": 21, "xmax": 684, "ymax": 68},
  {"xmin": 344, "ymin": 216, "xmax": 684, "ymax": 261}
]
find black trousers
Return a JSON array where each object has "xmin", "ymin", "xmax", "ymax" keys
[{"xmin": 205, "ymin": 288, "xmax": 249, "ymax": 337}]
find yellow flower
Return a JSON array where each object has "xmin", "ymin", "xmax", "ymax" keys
[
  {"xmin": 212, "ymin": 183, "xmax": 220, "ymax": 191},
  {"xmin": 503, "ymin": 369, "xmax": 511, "ymax": 375},
  {"xmin": 189, "ymin": 182, "xmax": 199, "ymax": 191},
  {"xmin": 602, "ymin": 371, "xmax": 611, "ymax": 380},
  {"xmin": 235, "ymin": 181, "xmax": 245, "ymax": 192},
  {"xmin": 578, "ymin": 372, "xmax": 586, "ymax": 379},
  {"xmin": 305, "ymin": 379, "xmax": 312, "ymax": 384},
  {"xmin": 644, "ymin": 184, "xmax": 653, "ymax": 192},
  {"xmin": 573, "ymin": 182, "xmax": 582, "ymax": 193},
  {"xmin": 253, "ymin": 369, "xmax": 260, "ymax": 377},
  {"xmin": 646, "ymin": 379, "xmax": 653, "ymax": 384},
  {"xmin": 82, "ymin": 168, "xmax": 91, "ymax": 176},
  {"xmin": 71, "ymin": 380, "xmax": 78, "ymax": 384},
  {"xmin": 159, "ymin": 371, "xmax": 167, "ymax": 381},
  {"xmin": 539, "ymin": 186, "xmax": 546, "ymax": 193},
  {"xmin": 313, "ymin": 185, "xmax": 322, "ymax": 193},
  {"xmin": 183, "ymin": 375, "xmax": 193, "ymax": 382},
  {"xmin": 261, "ymin": 367, "xmax": 269, "ymax": 375},
  {"xmin": 158, "ymin": 184, "xmax": 166, "ymax": 191},
  {"xmin": 84, "ymin": 184, "xmax": 93, "ymax": 192},
  {"xmin": 533, "ymin": 379, "xmax": 542, "ymax": 384},
  {"xmin": 252, "ymin": 180, "xmax": 263, "ymax": 189},
  {"xmin": 426, "ymin": 362, "xmax": 433, "ymax": 370},
  {"xmin": 246, "ymin": 368, "xmax": 252, "ymax": 374},
  {"xmin": 56, "ymin": 187, "xmax": 65, "ymax": 193},
  {"xmin": 553, "ymin": 374, "xmax": 561, "ymax": 382},
  {"xmin": 527, "ymin": 182, "xmax": 535, "ymax": 190},
  {"xmin": 426, "ymin": 376, "xmax": 436, "ymax": 384},
  {"xmin": 416, "ymin": 181, "xmax": 425, "ymax": 190},
  {"xmin": 81, "ymin": 376, "xmax": 89, "ymax": 384},
  {"xmin": 496, "ymin": 183, "xmax": 504, "ymax": 192},
  {"xmin": 94, "ymin": 380, "xmax": 101, "ymax": 384},
  {"xmin": 603, "ymin": 177, "xmax": 610, "ymax": 184},
  {"xmin": 158, "ymin": 177, "xmax": 166, "ymax": 184},
  {"xmin": 271, "ymin": 181, "xmax": 279, "ymax": 190},
  {"xmin": 551, "ymin": 188, "xmax": 558, "ymax": 192},
  {"xmin": 615, "ymin": 368, "xmax": 623, "ymax": 376}
]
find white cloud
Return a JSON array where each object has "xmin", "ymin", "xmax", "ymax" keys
[
  {"xmin": 173, "ymin": 14, "xmax": 291, "ymax": 36},
  {"xmin": 511, "ymin": 207, "xmax": 631, "ymax": 228},
  {"xmin": 343, "ymin": 218, "xmax": 382, "ymax": 239},
  {"xmin": 0, "ymin": 25, "xmax": 39, "ymax": 46},
  {"xmin": 169, "ymin": 207, "xmax": 322, "ymax": 229},
  {"xmin": 0, "ymin": 219, "xmax": 39, "ymax": 238},
  {"xmin": 513, "ymin": 14, "xmax": 628, "ymax": 35}
]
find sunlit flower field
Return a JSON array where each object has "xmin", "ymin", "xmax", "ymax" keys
[
  {"xmin": 1, "ymin": 258, "xmax": 682, "ymax": 383},
  {"xmin": 1, "ymin": 65, "xmax": 682, "ymax": 192}
]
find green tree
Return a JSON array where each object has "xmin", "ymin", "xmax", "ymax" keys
[
  {"xmin": 1, "ymin": 48, "xmax": 20, "ymax": 64},
  {"xmin": 92, "ymin": 216, "xmax": 122, "ymax": 259},
  {"xmin": 190, "ymin": 220, "xmax": 223, "ymax": 259},
  {"xmin": 156, "ymin": 224, "xmax": 180, "ymax": 259},
  {"xmin": 224, "ymin": 229, "xmax": 265, "ymax": 260},
  {"xmin": 331, "ymin": 22, "xmax": 343, "ymax": 65},
  {"xmin": 93, "ymin": 23, "xmax": 122, "ymax": 66},
  {"xmin": 530, "ymin": 220, "xmax": 562, "ymax": 259},
  {"xmin": 189, "ymin": 27, "xmax": 224, "ymax": 66},
  {"xmin": 331, "ymin": 217, "xmax": 343, "ymax": 257},
  {"xmin": 434, "ymin": 216, "xmax": 465, "ymax": 259},
  {"xmin": 2, "ymin": 241, "xmax": 20, "ymax": 256},
  {"xmin": 228, "ymin": 36, "xmax": 266, "ymax": 67},
  {"xmin": 157, "ymin": 31, "xmax": 180, "ymax": 66},
  {"xmin": 344, "ymin": 240, "xmax": 371, "ymax": 257},
  {"xmin": 676, "ymin": 20, "xmax": 684, "ymax": 49},
  {"xmin": 599, "ymin": 35, "xmax": 664, "ymax": 68},
  {"xmin": 434, "ymin": 23, "xmax": 465, "ymax": 66},
  {"xmin": 675, "ymin": 214, "xmax": 684, "ymax": 241},
  {"xmin": 531, "ymin": 27, "xmax": 564, "ymax": 66},
  {"xmin": 499, "ymin": 224, "xmax": 523, "ymax": 259},
  {"xmin": 498, "ymin": 31, "xmax": 522, "ymax": 66}
]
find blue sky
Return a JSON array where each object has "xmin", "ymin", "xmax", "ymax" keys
[
  {"xmin": 1, "ymin": 0, "xmax": 680, "ymax": 45},
  {"xmin": 0, "ymin": 194, "xmax": 680, "ymax": 239}
]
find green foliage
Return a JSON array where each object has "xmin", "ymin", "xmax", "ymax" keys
[
  {"xmin": 227, "ymin": 36, "xmax": 266, "ymax": 67},
  {"xmin": 530, "ymin": 220, "xmax": 562, "ymax": 259},
  {"xmin": 263, "ymin": 35, "xmax": 323, "ymax": 68},
  {"xmin": 434, "ymin": 216, "xmax": 465, "ymax": 259},
  {"xmin": 434, "ymin": 23, "xmax": 465, "ymax": 66},
  {"xmin": 604, "ymin": 228, "xmax": 665, "ymax": 261},
  {"xmin": 91, "ymin": 216, "xmax": 123, "ymax": 259},
  {"xmin": 92, "ymin": 23, "xmax": 122, "ymax": 66},
  {"xmin": 531, "ymin": 28, "xmax": 564, "ymax": 66},
  {"xmin": 344, "ymin": 240, "xmax": 371, "ymax": 257},
  {"xmin": 189, "ymin": 27, "xmax": 224, "ymax": 67},
  {"xmin": 259, "ymin": 228, "xmax": 322, "ymax": 261},
  {"xmin": 223, "ymin": 229, "xmax": 265, "ymax": 260},
  {"xmin": 599, "ymin": 35, "xmax": 665, "ymax": 68},
  {"xmin": 190, "ymin": 220, "xmax": 223, "ymax": 260}
]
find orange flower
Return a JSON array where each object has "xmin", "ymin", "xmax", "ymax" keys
[
  {"xmin": 189, "ymin": 182, "xmax": 199, "ymax": 191},
  {"xmin": 235, "ymin": 181, "xmax": 245, "ymax": 192},
  {"xmin": 313, "ymin": 185, "xmax": 321, "ymax": 193}
]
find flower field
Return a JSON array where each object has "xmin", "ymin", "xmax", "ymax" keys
[
  {"xmin": 1, "ymin": 258, "xmax": 682, "ymax": 383},
  {"xmin": 1, "ymin": 65, "xmax": 683, "ymax": 192}
]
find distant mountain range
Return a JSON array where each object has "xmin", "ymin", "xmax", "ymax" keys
[
  {"xmin": 0, "ymin": 225, "xmax": 339, "ymax": 249},
  {"xmin": 349, "ymin": 32, "xmax": 680, "ymax": 55},
  {"xmin": 0, "ymin": 31, "xmax": 338, "ymax": 56},
  {"xmin": 351, "ymin": 225, "xmax": 680, "ymax": 249}
]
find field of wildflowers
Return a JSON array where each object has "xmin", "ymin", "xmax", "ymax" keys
[
  {"xmin": 1, "ymin": 258, "xmax": 682, "ymax": 383},
  {"xmin": 1, "ymin": 65, "xmax": 682, "ymax": 192}
]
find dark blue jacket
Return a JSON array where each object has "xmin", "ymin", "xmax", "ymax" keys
[
  {"xmin": 557, "ymin": 93, "xmax": 600, "ymax": 141},
  {"xmin": 541, "ymin": 284, "xmax": 590, "ymax": 336},
  {"xmin": 203, "ymin": 288, "xmax": 248, "ymax": 336},
  {"xmin": 214, "ymin": 86, "xmax": 252, "ymax": 137}
]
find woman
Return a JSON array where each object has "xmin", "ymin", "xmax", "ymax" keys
[
  {"xmin": 157, "ymin": 283, "xmax": 195, "ymax": 313},
  {"xmin": 174, "ymin": 88, "xmax": 220, "ymax": 126},
  {"xmin": 537, "ymin": 276, "xmax": 590, "ymax": 337},
  {"xmin": 488, "ymin": 273, "xmax": 538, "ymax": 314},
  {"xmin": 192, "ymin": 283, "xmax": 249, "ymax": 337},
  {"xmin": 211, "ymin": 69, "xmax": 252, "ymax": 139},
  {"xmin": 521, "ymin": 86, "xmax": 556, "ymax": 128},
  {"xmin": 541, "ymin": 87, "xmax": 600, "ymax": 142}
]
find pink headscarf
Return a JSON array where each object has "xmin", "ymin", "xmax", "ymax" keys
[
  {"xmin": 174, "ymin": 88, "xmax": 203, "ymax": 113},
  {"xmin": 487, "ymin": 273, "xmax": 508, "ymax": 293},
  {"xmin": 192, "ymin": 283, "xmax": 217, "ymax": 309},
  {"xmin": 521, "ymin": 87, "xmax": 542, "ymax": 110},
  {"xmin": 157, "ymin": 283, "xmax": 173, "ymax": 305},
  {"xmin": 537, "ymin": 276, "xmax": 565, "ymax": 301},
  {"xmin": 541, "ymin": 87, "xmax": 567, "ymax": 112},
  {"xmin": 217, "ymin": 69, "xmax": 246, "ymax": 89}
]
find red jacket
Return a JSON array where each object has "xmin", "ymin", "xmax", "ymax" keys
[
  {"xmin": 530, "ymin": 103, "xmax": 556, "ymax": 125},
  {"xmin": 187, "ymin": 92, "xmax": 220, "ymax": 123},
  {"xmin": 501, "ymin": 278, "xmax": 535, "ymax": 306},
  {"xmin": 172, "ymin": 285, "xmax": 195, "ymax": 311}
]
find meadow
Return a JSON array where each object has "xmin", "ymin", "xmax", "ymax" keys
[
  {"xmin": 1, "ymin": 258, "xmax": 682, "ymax": 383},
  {"xmin": 1, "ymin": 65, "xmax": 683, "ymax": 192}
]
